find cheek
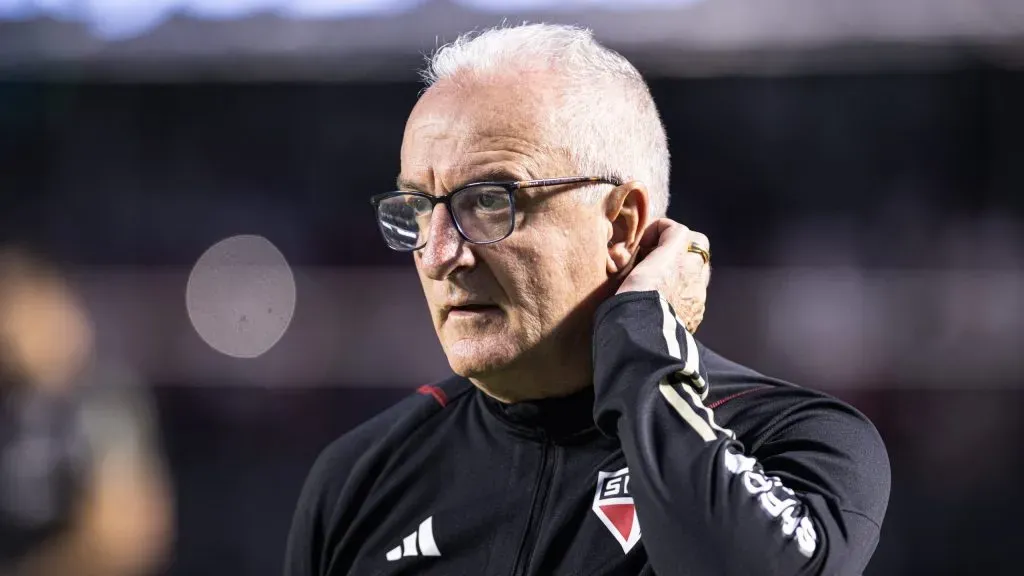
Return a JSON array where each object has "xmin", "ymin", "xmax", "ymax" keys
[
  {"xmin": 414, "ymin": 266, "xmax": 448, "ymax": 332},
  {"xmin": 413, "ymin": 263, "xmax": 434, "ymax": 304},
  {"xmin": 497, "ymin": 255, "xmax": 542, "ymax": 315},
  {"xmin": 503, "ymin": 233, "xmax": 603, "ymax": 326}
]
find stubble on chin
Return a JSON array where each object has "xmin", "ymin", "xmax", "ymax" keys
[{"xmin": 442, "ymin": 319, "xmax": 522, "ymax": 376}]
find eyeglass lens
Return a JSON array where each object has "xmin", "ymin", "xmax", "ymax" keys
[{"xmin": 376, "ymin": 186, "xmax": 513, "ymax": 250}]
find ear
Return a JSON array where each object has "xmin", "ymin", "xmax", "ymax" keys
[{"xmin": 605, "ymin": 181, "xmax": 650, "ymax": 275}]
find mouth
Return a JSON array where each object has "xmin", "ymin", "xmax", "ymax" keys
[{"xmin": 445, "ymin": 303, "xmax": 502, "ymax": 318}]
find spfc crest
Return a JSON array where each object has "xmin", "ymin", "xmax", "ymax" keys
[{"xmin": 592, "ymin": 467, "xmax": 641, "ymax": 553}]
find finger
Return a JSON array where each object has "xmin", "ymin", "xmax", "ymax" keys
[
  {"xmin": 652, "ymin": 221, "xmax": 693, "ymax": 264},
  {"xmin": 637, "ymin": 218, "xmax": 683, "ymax": 259},
  {"xmin": 681, "ymin": 230, "xmax": 711, "ymax": 291},
  {"xmin": 645, "ymin": 218, "xmax": 680, "ymax": 245},
  {"xmin": 636, "ymin": 221, "xmax": 662, "ymax": 255},
  {"xmin": 683, "ymin": 231, "xmax": 709, "ymax": 269},
  {"xmin": 688, "ymin": 230, "xmax": 710, "ymax": 253},
  {"xmin": 657, "ymin": 219, "xmax": 691, "ymax": 248}
]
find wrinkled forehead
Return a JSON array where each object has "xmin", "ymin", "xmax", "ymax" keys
[{"xmin": 399, "ymin": 77, "xmax": 570, "ymax": 187}]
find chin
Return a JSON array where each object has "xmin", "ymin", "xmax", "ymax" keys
[{"xmin": 443, "ymin": 333, "xmax": 522, "ymax": 378}]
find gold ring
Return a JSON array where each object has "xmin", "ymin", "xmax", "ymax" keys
[{"xmin": 687, "ymin": 242, "xmax": 710, "ymax": 265}]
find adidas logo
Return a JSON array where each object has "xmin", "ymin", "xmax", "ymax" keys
[{"xmin": 386, "ymin": 516, "xmax": 441, "ymax": 562}]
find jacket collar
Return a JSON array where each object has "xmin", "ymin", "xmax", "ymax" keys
[{"xmin": 476, "ymin": 381, "xmax": 599, "ymax": 442}]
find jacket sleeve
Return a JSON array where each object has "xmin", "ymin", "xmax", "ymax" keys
[{"xmin": 591, "ymin": 291, "xmax": 891, "ymax": 576}]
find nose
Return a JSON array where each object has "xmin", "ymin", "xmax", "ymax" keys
[{"xmin": 418, "ymin": 204, "xmax": 474, "ymax": 281}]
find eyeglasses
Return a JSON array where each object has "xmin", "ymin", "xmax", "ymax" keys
[{"xmin": 370, "ymin": 176, "xmax": 622, "ymax": 252}]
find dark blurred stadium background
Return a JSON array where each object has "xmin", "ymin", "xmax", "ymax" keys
[{"xmin": 1, "ymin": 1, "xmax": 1022, "ymax": 574}]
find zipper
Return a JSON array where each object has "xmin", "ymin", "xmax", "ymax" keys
[{"xmin": 510, "ymin": 441, "xmax": 557, "ymax": 576}]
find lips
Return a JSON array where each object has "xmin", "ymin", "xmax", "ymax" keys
[
  {"xmin": 444, "ymin": 302, "xmax": 501, "ymax": 317},
  {"xmin": 451, "ymin": 303, "xmax": 496, "ymax": 311}
]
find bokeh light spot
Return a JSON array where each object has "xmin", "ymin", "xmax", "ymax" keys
[{"xmin": 186, "ymin": 235, "xmax": 296, "ymax": 359}]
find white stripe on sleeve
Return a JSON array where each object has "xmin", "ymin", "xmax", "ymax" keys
[
  {"xmin": 657, "ymin": 294, "xmax": 734, "ymax": 439},
  {"xmin": 657, "ymin": 380, "xmax": 718, "ymax": 442}
]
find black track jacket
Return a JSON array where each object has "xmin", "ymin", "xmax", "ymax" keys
[{"xmin": 285, "ymin": 291, "xmax": 891, "ymax": 575}]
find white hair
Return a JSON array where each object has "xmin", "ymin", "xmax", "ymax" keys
[{"xmin": 421, "ymin": 23, "xmax": 671, "ymax": 219}]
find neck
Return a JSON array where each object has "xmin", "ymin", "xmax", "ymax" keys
[{"xmin": 471, "ymin": 347, "xmax": 593, "ymax": 404}]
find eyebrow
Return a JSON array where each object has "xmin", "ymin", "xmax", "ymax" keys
[
  {"xmin": 395, "ymin": 167, "xmax": 526, "ymax": 194},
  {"xmin": 395, "ymin": 175, "xmax": 422, "ymax": 190}
]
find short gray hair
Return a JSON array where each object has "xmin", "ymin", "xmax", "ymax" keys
[{"xmin": 421, "ymin": 23, "xmax": 671, "ymax": 219}]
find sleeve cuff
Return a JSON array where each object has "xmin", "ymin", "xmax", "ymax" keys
[{"xmin": 593, "ymin": 290, "xmax": 709, "ymax": 401}]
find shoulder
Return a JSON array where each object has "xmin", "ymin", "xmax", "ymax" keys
[
  {"xmin": 698, "ymin": 341, "xmax": 879, "ymax": 441},
  {"xmin": 292, "ymin": 376, "xmax": 473, "ymax": 525},
  {"xmin": 285, "ymin": 377, "xmax": 473, "ymax": 574},
  {"xmin": 304, "ymin": 376, "xmax": 473, "ymax": 496},
  {"xmin": 698, "ymin": 342, "xmax": 891, "ymax": 525}
]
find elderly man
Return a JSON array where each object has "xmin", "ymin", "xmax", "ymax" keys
[{"xmin": 286, "ymin": 23, "xmax": 889, "ymax": 576}]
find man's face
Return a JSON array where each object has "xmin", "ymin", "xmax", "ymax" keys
[{"xmin": 399, "ymin": 75, "xmax": 613, "ymax": 384}]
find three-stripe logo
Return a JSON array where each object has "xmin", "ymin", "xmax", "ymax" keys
[{"xmin": 386, "ymin": 516, "xmax": 441, "ymax": 562}]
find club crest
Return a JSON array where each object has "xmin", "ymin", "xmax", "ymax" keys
[{"xmin": 592, "ymin": 467, "xmax": 641, "ymax": 553}]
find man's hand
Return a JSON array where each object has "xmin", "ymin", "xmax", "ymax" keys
[{"xmin": 617, "ymin": 219, "xmax": 711, "ymax": 333}]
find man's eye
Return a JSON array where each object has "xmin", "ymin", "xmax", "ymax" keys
[
  {"xmin": 406, "ymin": 196, "xmax": 433, "ymax": 215},
  {"xmin": 472, "ymin": 191, "xmax": 510, "ymax": 211}
]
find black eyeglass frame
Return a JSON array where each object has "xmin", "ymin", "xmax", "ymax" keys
[{"xmin": 370, "ymin": 175, "xmax": 623, "ymax": 252}]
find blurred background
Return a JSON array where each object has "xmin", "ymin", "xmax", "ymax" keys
[{"xmin": 1, "ymin": 1, "xmax": 1022, "ymax": 574}]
